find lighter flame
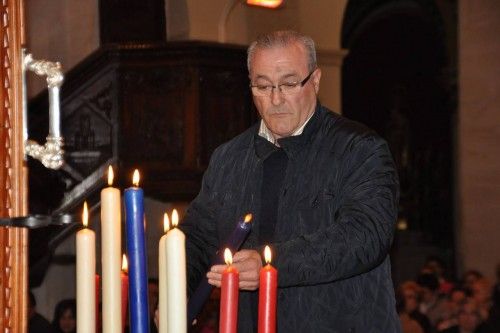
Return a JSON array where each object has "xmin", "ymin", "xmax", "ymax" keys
[
  {"xmin": 246, "ymin": 0, "xmax": 283, "ymax": 9},
  {"xmin": 244, "ymin": 214, "xmax": 252, "ymax": 223},
  {"xmin": 107, "ymin": 165, "xmax": 114, "ymax": 186},
  {"xmin": 132, "ymin": 169, "xmax": 140, "ymax": 186},
  {"xmin": 224, "ymin": 248, "xmax": 233, "ymax": 266},
  {"xmin": 122, "ymin": 254, "xmax": 128, "ymax": 272},
  {"xmin": 82, "ymin": 201, "xmax": 89, "ymax": 227},
  {"xmin": 264, "ymin": 245, "xmax": 272, "ymax": 264},
  {"xmin": 172, "ymin": 209, "xmax": 179, "ymax": 228},
  {"xmin": 163, "ymin": 213, "xmax": 170, "ymax": 233}
]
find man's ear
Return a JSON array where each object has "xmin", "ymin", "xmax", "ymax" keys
[{"xmin": 313, "ymin": 68, "xmax": 322, "ymax": 94}]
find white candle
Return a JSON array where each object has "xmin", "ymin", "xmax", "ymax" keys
[
  {"xmin": 77, "ymin": 202, "xmax": 96, "ymax": 333},
  {"xmin": 158, "ymin": 213, "xmax": 170, "ymax": 333},
  {"xmin": 101, "ymin": 166, "xmax": 122, "ymax": 332},
  {"xmin": 166, "ymin": 209, "xmax": 187, "ymax": 333}
]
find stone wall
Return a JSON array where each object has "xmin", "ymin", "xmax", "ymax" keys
[
  {"xmin": 25, "ymin": 0, "xmax": 99, "ymax": 97},
  {"xmin": 458, "ymin": 0, "xmax": 500, "ymax": 279}
]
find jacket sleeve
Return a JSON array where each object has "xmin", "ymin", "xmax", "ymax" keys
[
  {"xmin": 272, "ymin": 134, "xmax": 399, "ymax": 287},
  {"xmin": 179, "ymin": 150, "xmax": 221, "ymax": 296}
]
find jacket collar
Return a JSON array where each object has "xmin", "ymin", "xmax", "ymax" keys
[{"xmin": 254, "ymin": 101, "xmax": 325, "ymax": 160}]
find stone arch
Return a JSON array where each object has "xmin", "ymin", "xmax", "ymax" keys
[{"xmin": 340, "ymin": 0, "xmax": 456, "ymax": 280}]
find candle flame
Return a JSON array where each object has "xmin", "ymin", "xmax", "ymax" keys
[
  {"xmin": 264, "ymin": 245, "xmax": 272, "ymax": 264},
  {"xmin": 244, "ymin": 213, "xmax": 252, "ymax": 223},
  {"xmin": 246, "ymin": 0, "xmax": 283, "ymax": 9},
  {"xmin": 122, "ymin": 254, "xmax": 128, "ymax": 273},
  {"xmin": 132, "ymin": 169, "xmax": 140, "ymax": 186},
  {"xmin": 172, "ymin": 209, "xmax": 179, "ymax": 228},
  {"xmin": 82, "ymin": 201, "xmax": 89, "ymax": 227},
  {"xmin": 224, "ymin": 248, "xmax": 233, "ymax": 266},
  {"xmin": 163, "ymin": 213, "xmax": 170, "ymax": 233},
  {"xmin": 107, "ymin": 165, "xmax": 114, "ymax": 186}
]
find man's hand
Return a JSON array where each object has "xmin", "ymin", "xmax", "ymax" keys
[{"xmin": 207, "ymin": 249, "xmax": 262, "ymax": 290}]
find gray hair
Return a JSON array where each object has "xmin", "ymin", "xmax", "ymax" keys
[{"xmin": 247, "ymin": 30, "xmax": 317, "ymax": 73}]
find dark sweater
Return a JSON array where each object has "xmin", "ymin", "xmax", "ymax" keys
[
  {"xmin": 29, "ymin": 313, "xmax": 53, "ymax": 333},
  {"xmin": 259, "ymin": 147, "xmax": 288, "ymax": 245}
]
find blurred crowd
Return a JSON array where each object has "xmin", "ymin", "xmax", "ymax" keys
[
  {"xmin": 28, "ymin": 292, "xmax": 76, "ymax": 333},
  {"xmin": 397, "ymin": 257, "xmax": 500, "ymax": 333},
  {"xmin": 28, "ymin": 258, "xmax": 500, "ymax": 333},
  {"xmin": 28, "ymin": 278, "xmax": 160, "ymax": 333}
]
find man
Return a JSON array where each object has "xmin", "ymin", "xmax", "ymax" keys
[
  {"xmin": 181, "ymin": 30, "xmax": 400, "ymax": 332},
  {"xmin": 424, "ymin": 255, "xmax": 454, "ymax": 294},
  {"xmin": 440, "ymin": 299, "xmax": 487, "ymax": 333},
  {"xmin": 28, "ymin": 291, "xmax": 53, "ymax": 333},
  {"xmin": 417, "ymin": 272, "xmax": 448, "ymax": 326}
]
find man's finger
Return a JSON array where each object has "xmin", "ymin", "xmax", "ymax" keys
[
  {"xmin": 233, "ymin": 258, "xmax": 261, "ymax": 273},
  {"xmin": 239, "ymin": 280, "xmax": 259, "ymax": 290},
  {"xmin": 208, "ymin": 278, "xmax": 222, "ymax": 288},
  {"xmin": 238, "ymin": 270, "xmax": 259, "ymax": 282},
  {"xmin": 233, "ymin": 250, "xmax": 252, "ymax": 262},
  {"xmin": 206, "ymin": 270, "xmax": 222, "ymax": 281},
  {"xmin": 210, "ymin": 264, "xmax": 226, "ymax": 274}
]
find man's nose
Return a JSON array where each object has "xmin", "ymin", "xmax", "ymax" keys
[{"xmin": 270, "ymin": 87, "xmax": 284, "ymax": 105}]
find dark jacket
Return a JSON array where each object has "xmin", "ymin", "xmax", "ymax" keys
[
  {"xmin": 181, "ymin": 104, "xmax": 401, "ymax": 332},
  {"xmin": 28, "ymin": 313, "xmax": 53, "ymax": 333}
]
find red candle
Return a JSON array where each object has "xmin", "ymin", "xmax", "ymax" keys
[
  {"xmin": 219, "ymin": 249, "xmax": 239, "ymax": 333},
  {"xmin": 121, "ymin": 254, "xmax": 129, "ymax": 332},
  {"xmin": 258, "ymin": 246, "xmax": 277, "ymax": 333}
]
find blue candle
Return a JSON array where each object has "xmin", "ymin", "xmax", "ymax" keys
[
  {"xmin": 124, "ymin": 170, "xmax": 149, "ymax": 333},
  {"xmin": 187, "ymin": 214, "xmax": 252, "ymax": 325}
]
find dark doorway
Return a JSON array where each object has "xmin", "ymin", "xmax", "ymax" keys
[{"xmin": 341, "ymin": 0, "xmax": 456, "ymax": 282}]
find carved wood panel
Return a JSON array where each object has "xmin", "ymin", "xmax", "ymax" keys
[
  {"xmin": 26, "ymin": 43, "xmax": 254, "ymax": 282},
  {"xmin": 120, "ymin": 66, "xmax": 191, "ymax": 164},
  {"xmin": 0, "ymin": 0, "xmax": 28, "ymax": 332},
  {"xmin": 29, "ymin": 43, "xmax": 255, "ymax": 210}
]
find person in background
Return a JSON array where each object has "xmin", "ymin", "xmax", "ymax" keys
[
  {"xmin": 28, "ymin": 291, "xmax": 53, "ymax": 333},
  {"xmin": 481, "ymin": 264, "xmax": 500, "ymax": 332},
  {"xmin": 470, "ymin": 278, "xmax": 493, "ymax": 322},
  {"xmin": 449, "ymin": 288, "xmax": 468, "ymax": 309},
  {"xmin": 51, "ymin": 299, "xmax": 76, "ymax": 333},
  {"xmin": 417, "ymin": 272, "xmax": 448, "ymax": 327},
  {"xmin": 462, "ymin": 270, "xmax": 484, "ymax": 292},
  {"xmin": 440, "ymin": 299, "xmax": 486, "ymax": 333},
  {"xmin": 436, "ymin": 287, "xmax": 469, "ymax": 331},
  {"xmin": 398, "ymin": 281, "xmax": 432, "ymax": 333},
  {"xmin": 424, "ymin": 256, "xmax": 454, "ymax": 295},
  {"xmin": 396, "ymin": 282, "xmax": 425, "ymax": 333},
  {"xmin": 148, "ymin": 278, "xmax": 159, "ymax": 333}
]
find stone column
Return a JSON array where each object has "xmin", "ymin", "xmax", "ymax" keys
[{"xmin": 458, "ymin": 0, "xmax": 500, "ymax": 279}]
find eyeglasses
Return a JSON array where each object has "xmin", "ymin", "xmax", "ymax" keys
[{"xmin": 250, "ymin": 69, "xmax": 316, "ymax": 97}]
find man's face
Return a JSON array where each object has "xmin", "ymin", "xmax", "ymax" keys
[
  {"xmin": 426, "ymin": 261, "xmax": 444, "ymax": 277},
  {"xmin": 249, "ymin": 42, "xmax": 321, "ymax": 140},
  {"xmin": 403, "ymin": 289, "xmax": 419, "ymax": 312}
]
